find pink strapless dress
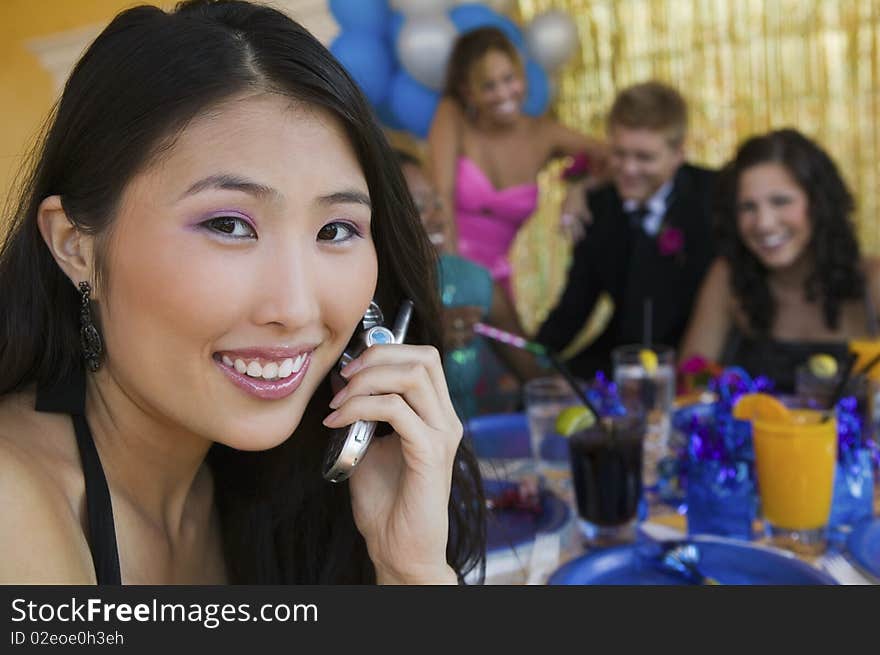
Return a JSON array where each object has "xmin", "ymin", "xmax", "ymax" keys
[{"xmin": 455, "ymin": 156, "xmax": 539, "ymax": 296}]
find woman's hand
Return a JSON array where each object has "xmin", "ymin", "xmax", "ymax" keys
[
  {"xmin": 559, "ymin": 179, "xmax": 592, "ymax": 241},
  {"xmin": 323, "ymin": 344, "xmax": 462, "ymax": 584},
  {"xmin": 441, "ymin": 305, "xmax": 482, "ymax": 351}
]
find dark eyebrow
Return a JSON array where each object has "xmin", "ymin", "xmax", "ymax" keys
[
  {"xmin": 316, "ymin": 190, "xmax": 372, "ymax": 210},
  {"xmin": 180, "ymin": 174, "xmax": 278, "ymax": 200}
]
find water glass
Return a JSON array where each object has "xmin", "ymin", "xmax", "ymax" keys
[
  {"xmin": 612, "ymin": 345, "xmax": 676, "ymax": 490},
  {"xmin": 523, "ymin": 376, "xmax": 582, "ymax": 495}
]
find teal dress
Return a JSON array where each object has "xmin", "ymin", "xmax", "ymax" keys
[{"xmin": 438, "ymin": 254, "xmax": 520, "ymax": 420}]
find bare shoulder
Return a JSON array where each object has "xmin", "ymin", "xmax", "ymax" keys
[
  {"xmin": 704, "ymin": 257, "xmax": 733, "ymax": 290},
  {"xmin": 434, "ymin": 96, "xmax": 464, "ymax": 125},
  {"xmin": 0, "ymin": 392, "xmax": 94, "ymax": 583}
]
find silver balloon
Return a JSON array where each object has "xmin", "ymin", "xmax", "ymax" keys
[
  {"xmin": 391, "ymin": 0, "xmax": 453, "ymax": 15},
  {"xmin": 525, "ymin": 10, "xmax": 580, "ymax": 72},
  {"xmin": 396, "ymin": 13, "xmax": 458, "ymax": 91}
]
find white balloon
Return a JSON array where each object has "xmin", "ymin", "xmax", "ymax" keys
[
  {"xmin": 391, "ymin": 0, "xmax": 453, "ymax": 15},
  {"xmin": 525, "ymin": 10, "xmax": 580, "ymax": 72},
  {"xmin": 396, "ymin": 13, "xmax": 458, "ymax": 91}
]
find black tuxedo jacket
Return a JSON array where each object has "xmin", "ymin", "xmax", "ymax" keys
[{"xmin": 535, "ymin": 163, "xmax": 717, "ymax": 377}]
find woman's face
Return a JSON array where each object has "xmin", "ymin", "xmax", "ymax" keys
[
  {"xmin": 465, "ymin": 49, "xmax": 524, "ymax": 125},
  {"xmin": 401, "ymin": 162, "xmax": 444, "ymax": 248},
  {"xmin": 98, "ymin": 93, "xmax": 377, "ymax": 450},
  {"xmin": 736, "ymin": 162, "xmax": 812, "ymax": 270}
]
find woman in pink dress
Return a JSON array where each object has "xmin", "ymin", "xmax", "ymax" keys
[{"xmin": 428, "ymin": 27, "xmax": 606, "ymax": 297}]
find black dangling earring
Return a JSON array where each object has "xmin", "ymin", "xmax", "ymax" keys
[{"xmin": 78, "ymin": 281, "xmax": 103, "ymax": 372}]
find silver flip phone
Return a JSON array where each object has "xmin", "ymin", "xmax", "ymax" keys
[{"xmin": 322, "ymin": 299, "xmax": 414, "ymax": 483}]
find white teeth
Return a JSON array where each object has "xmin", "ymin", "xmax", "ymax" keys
[
  {"xmin": 261, "ymin": 361, "xmax": 279, "ymax": 380},
  {"xmin": 278, "ymin": 358, "xmax": 294, "ymax": 378},
  {"xmin": 761, "ymin": 234, "xmax": 787, "ymax": 248},
  {"xmin": 222, "ymin": 352, "xmax": 310, "ymax": 380}
]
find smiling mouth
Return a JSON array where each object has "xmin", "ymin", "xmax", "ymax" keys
[
  {"xmin": 755, "ymin": 233, "xmax": 790, "ymax": 251},
  {"xmin": 212, "ymin": 350, "xmax": 314, "ymax": 400},
  {"xmin": 214, "ymin": 352, "xmax": 307, "ymax": 380}
]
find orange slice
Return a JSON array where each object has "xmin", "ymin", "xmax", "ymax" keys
[{"xmin": 732, "ymin": 393, "xmax": 792, "ymax": 423}]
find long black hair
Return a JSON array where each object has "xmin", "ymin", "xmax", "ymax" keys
[
  {"xmin": 716, "ymin": 128, "xmax": 865, "ymax": 335},
  {"xmin": 0, "ymin": 0, "xmax": 485, "ymax": 584}
]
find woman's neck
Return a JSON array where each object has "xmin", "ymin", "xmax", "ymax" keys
[
  {"xmin": 471, "ymin": 110, "xmax": 522, "ymax": 135},
  {"xmin": 85, "ymin": 371, "xmax": 212, "ymax": 539},
  {"xmin": 767, "ymin": 252, "xmax": 814, "ymax": 298}
]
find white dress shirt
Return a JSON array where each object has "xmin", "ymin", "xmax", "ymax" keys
[{"xmin": 622, "ymin": 180, "xmax": 674, "ymax": 237}]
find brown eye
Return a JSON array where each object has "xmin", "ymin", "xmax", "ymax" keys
[
  {"xmin": 318, "ymin": 222, "xmax": 359, "ymax": 243},
  {"xmin": 204, "ymin": 216, "xmax": 256, "ymax": 238}
]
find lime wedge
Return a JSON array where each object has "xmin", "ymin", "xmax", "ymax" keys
[
  {"xmin": 639, "ymin": 348, "xmax": 658, "ymax": 375},
  {"xmin": 555, "ymin": 405, "xmax": 596, "ymax": 437},
  {"xmin": 808, "ymin": 353, "xmax": 838, "ymax": 380}
]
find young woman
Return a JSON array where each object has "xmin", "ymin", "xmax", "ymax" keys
[
  {"xmin": 0, "ymin": 0, "xmax": 484, "ymax": 585},
  {"xmin": 427, "ymin": 27, "xmax": 606, "ymax": 297},
  {"xmin": 680, "ymin": 128, "xmax": 880, "ymax": 391}
]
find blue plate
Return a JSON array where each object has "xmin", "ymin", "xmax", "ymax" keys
[
  {"xmin": 485, "ymin": 479, "xmax": 570, "ymax": 554},
  {"xmin": 466, "ymin": 413, "xmax": 530, "ymax": 459},
  {"xmin": 547, "ymin": 535, "xmax": 837, "ymax": 585},
  {"xmin": 467, "ymin": 411, "xmax": 569, "ymax": 462},
  {"xmin": 846, "ymin": 517, "xmax": 880, "ymax": 580}
]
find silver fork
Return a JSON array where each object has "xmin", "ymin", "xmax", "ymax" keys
[{"xmin": 821, "ymin": 552, "xmax": 876, "ymax": 585}]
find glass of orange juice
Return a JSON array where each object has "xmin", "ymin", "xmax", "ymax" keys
[{"xmin": 752, "ymin": 408, "xmax": 837, "ymax": 555}]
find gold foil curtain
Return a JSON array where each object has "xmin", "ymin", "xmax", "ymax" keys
[{"xmin": 510, "ymin": 0, "xmax": 880, "ymax": 338}]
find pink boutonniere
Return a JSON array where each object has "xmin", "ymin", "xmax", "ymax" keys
[{"xmin": 657, "ymin": 225, "xmax": 685, "ymax": 258}]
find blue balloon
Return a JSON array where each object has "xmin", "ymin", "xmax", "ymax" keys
[
  {"xmin": 449, "ymin": 4, "xmax": 501, "ymax": 33},
  {"xmin": 329, "ymin": 0, "xmax": 389, "ymax": 35},
  {"xmin": 388, "ymin": 71, "xmax": 441, "ymax": 139},
  {"xmin": 495, "ymin": 15, "xmax": 526, "ymax": 52},
  {"xmin": 330, "ymin": 31, "xmax": 394, "ymax": 105},
  {"xmin": 522, "ymin": 59, "xmax": 549, "ymax": 116},
  {"xmin": 375, "ymin": 97, "xmax": 404, "ymax": 131}
]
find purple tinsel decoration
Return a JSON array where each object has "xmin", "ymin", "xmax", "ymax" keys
[{"xmin": 585, "ymin": 371, "xmax": 627, "ymax": 417}]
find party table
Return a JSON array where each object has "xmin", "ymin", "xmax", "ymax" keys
[{"xmin": 466, "ymin": 412, "xmax": 880, "ymax": 585}]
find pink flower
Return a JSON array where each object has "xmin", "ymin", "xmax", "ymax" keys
[
  {"xmin": 679, "ymin": 355, "xmax": 709, "ymax": 375},
  {"xmin": 561, "ymin": 152, "xmax": 591, "ymax": 180},
  {"xmin": 658, "ymin": 226, "xmax": 685, "ymax": 256}
]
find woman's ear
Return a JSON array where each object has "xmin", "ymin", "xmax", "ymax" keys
[{"xmin": 36, "ymin": 195, "xmax": 97, "ymax": 293}]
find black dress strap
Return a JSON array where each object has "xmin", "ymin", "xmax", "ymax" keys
[
  {"xmin": 35, "ymin": 367, "xmax": 122, "ymax": 585},
  {"xmin": 71, "ymin": 413, "xmax": 121, "ymax": 585}
]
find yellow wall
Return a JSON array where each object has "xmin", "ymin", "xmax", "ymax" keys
[{"xmin": 0, "ymin": 1, "xmax": 175, "ymax": 208}]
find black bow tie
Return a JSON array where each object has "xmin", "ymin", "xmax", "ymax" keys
[{"xmin": 626, "ymin": 206, "xmax": 651, "ymax": 230}]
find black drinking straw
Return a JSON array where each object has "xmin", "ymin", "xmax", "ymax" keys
[
  {"xmin": 855, "ymin": 351, "xmax": 880, "ymax": 378},
  {"xmin": 641, "ymin": 297, "xmax": 657, "ymax": 409},
  {"xmin": 545, "ymin": 351, "xmax": 601, "ymax": 419}
]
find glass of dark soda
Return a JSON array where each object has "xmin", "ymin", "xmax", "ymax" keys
[{"xmin": 568, "ymin": 414, "xmax": 645, "ymax": 546}]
